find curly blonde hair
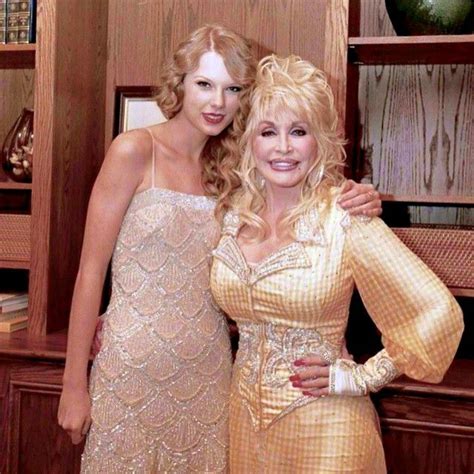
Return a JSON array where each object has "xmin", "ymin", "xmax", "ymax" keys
[
  {"xmin": 155, "ymin": 24, "xmax": 256, "ymax": 199},
  {"xmin": 219, "ymin": 54, "xmax": 346, "ymax": 239}
]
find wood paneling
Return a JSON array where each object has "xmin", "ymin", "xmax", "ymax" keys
[
  {"xmin": 105, "ymin": 0, "xmax": 349, "ymax": 146},
  {"xmin": 354, "ymin": 0, "xmax": 473, "ymax": 226},
  {"xmin": 29, "ymin": 0, "xmax": 109, "ymax": 334},
  {"xmin": 5, "ymin": 363, "xmax": 83, "ymax": 474}
]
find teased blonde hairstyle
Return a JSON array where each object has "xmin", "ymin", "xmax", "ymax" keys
[
  {"xmin": 155, "ymin": 24, "xmax": 256, "ymax": 198},
  {"xmin": 220, "ymin": 54, "xmax": 346, "ymax": 239}
]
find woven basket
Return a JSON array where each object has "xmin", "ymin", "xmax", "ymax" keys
[
  {"xmin": 0, "ymin": 214, "xmax": 31, "ymax": 262},
  {"xmin": 393, "ymin": 227, "xmax": 473, "ymax": 290}
]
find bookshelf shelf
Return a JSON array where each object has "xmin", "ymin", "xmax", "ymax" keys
[
  {"xmin": 348, "ymin": 34, "xmax": 474, "ymax": 65},
  {"xmin": 0, "ymin": 181, "xmax": 32, "ymax": 190},
  {"xmin": 381, "ymin": 194, "xmax": 474, "ymax": 205},
  {"xmin": 0, "ymin": 44, "xmax": 35, "ymax": 69},
  {"xmin": 0, "ymin": 259, "xmax": 29, "ymax": 269}
]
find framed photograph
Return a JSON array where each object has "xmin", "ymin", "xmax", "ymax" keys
[{"xmin": 114, "ymin": 86, "xmax": 167, "ymax": 136}]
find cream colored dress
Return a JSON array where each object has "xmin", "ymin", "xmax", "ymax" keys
[
  {"xmin": 210, "ymin": 189, "xmax": 463, "ymax": 473},
  {"xmin": 81, "ymin": 186, "xmax": 231, "ymax": 473}
]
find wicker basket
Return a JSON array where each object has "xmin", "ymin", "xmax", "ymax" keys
[
  {"xmin": 0, "ymin": 214, "xmax": 31, "ymax": 263},
  {"xmin": 393, "ymin": 227, "xmax": 473, "ymax": 290}
]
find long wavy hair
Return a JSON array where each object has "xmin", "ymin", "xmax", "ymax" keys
[
  {"xmin": 155, "ymin": 24, "xmax": 256, "ymax": 200},
  {"xmin": 219, "ymin": 54, "xmax": 346, "ymax": 240}
]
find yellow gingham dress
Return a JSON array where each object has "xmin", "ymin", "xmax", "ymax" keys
[{"xmin": 210, "ymin": 189, "xmax": 463, "ymax": 473}]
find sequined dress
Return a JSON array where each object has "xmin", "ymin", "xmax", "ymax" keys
[
  {"xmin": 210, "ymin": 189, "xmax": 463, "ymax": 473},
  {"xmin": 81, "ymin": 187, "xmax": 232, "ymax": 473}
]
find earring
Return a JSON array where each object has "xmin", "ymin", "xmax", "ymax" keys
[
  {"xmin": 310, "ymin": 165, "xmax": 325, "ymax": 189},
  {"xmin": 255, "ymin": 171, "xmax": 265, "ymax": 189}
]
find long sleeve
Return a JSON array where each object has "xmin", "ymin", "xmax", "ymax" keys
[{"xmin": 342, "ymin": 215, "xmax": 464, "ymax": 392}]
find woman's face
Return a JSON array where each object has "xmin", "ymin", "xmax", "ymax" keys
[
  {"xmin": 252, "ymin": 112, "xmax": 317, "ymax": 193},
  {"xmin": 181, "ymin": 51, "xmax": 243, "ymax": 137}
]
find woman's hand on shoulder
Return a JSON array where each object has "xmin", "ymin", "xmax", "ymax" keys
[
  {"xmin": 337, "ymin": 180, "xmax": 382, "ymax": 217},
  {"xmin": 58, "ymin": 385, "xmax": 91, "ymax": 445}
]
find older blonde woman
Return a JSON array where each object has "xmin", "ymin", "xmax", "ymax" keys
[{"xmin": 210, "ymin": 55, "xmax": 463, "ymax": 473}]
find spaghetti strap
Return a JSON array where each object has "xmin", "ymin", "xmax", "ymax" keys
[{"xmin": 146, "ymin": 128, "xmax": 156, "ymax": 188}]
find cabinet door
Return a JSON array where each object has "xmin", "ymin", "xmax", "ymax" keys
[
  {"xmin": 6, "ymin": 364, "xmax": 84, "ymax": 474},
  {"xmin": 375, "ymin": 391, "xmax": 474, "ymax": 474}
]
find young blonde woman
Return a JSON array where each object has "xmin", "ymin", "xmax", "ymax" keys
[
  {"xmin": 58, "ymin": 26, "xmax": 382, "ymax": 472},
  {"xmin": 210, "ymin": 55, "xmax": 463, "ymax": 473}
]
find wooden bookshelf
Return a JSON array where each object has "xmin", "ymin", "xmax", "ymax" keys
[
  {"xmin": 0, "ymin": 259, "xmax": 29, "ymax": 269},
  {"xmin": 0, "ymin": 182, "xmax": 32, "ymax": 191},
  {"xmin": 381, "ymin": 194, "xmax": 474, "ymax": 205},
  {"xmin": 0, "ymin": 44, "xmax": 35, "ymax": 69},
  {"xmin": 348, "ymin": 34, "xmax": 474, "ymax": 65}
]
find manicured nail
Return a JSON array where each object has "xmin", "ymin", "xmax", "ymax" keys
[
  {"xmin": 292, "ymin": 381, "xmax": 303, "ymax": 388},
  {"xmin": 302, "ymin": 391, "xmax": 313, "ymax": 397},
  {"xmin": 289, "ymin": 375, "xmax": 300, "ymax": 382},
  {"xmin": 294, "ymin": 359, "xmax": 305, "ymax": 367}
]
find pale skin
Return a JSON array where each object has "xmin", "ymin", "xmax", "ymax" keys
[{"xmin": 58, "ymin": 51, "xmax": 380, "ymax": 445}]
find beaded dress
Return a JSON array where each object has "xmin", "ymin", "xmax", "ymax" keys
[
  {"xmin": 81, "ymin": 136, "xmax": 231, "ymax": 473},
  {"xmin": 210, "ymin": 189, "xmax": 463, "ymax": 473}
]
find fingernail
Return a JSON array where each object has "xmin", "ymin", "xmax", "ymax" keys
[
  {"xmin": 302, "ymin": 391, "xmax": 313, "ymax": 397},
  {"xmin": 294, "ymin": 359, "xmax": 305, "ymax": 367},
  {"xmin": 289, "ymin": 375, "xmax": 300, "ymax": 382},
  {"xmin": 292, "ymin": 381, "xmax": 303, "ymax": 388}
]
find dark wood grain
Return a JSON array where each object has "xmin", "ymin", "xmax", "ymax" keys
[
  {"xmin": 0, "ymin": 44, "xmax": 35, "ymax": 69},
  {"xmin": 0, "ymin": 329, "xmax": 68, "ymax": 360},
  {"xmin": 29, "ymin": 0, "xmax": 109, "ymax": 335},
  {"xmin": 353, "ymin": 0, "xmax": 474, "ymax": 227},
  {"xmin": 7, "ymin": 364, "xmax": 83, "ymax": 474},
  {"xmin": 349, "ymin": 35, "xmax": 474, "ymax": 65}
]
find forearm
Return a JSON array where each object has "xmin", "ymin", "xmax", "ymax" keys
[{"xmin": 62, "ymin": 267, "xmax": 107, "ymax": 388}]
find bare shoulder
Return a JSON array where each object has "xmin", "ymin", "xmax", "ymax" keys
[
  {"xmin": 106, "ymin": 128, "xmax": 152, "ymax": 168},
  {"xmin": 94, "ymin": 129, "xmax": 154, "ymax": 193}
]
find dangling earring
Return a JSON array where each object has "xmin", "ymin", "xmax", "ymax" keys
[
  {"xmin": 255, "ymin": 171, "xmax": 265, "ymax": 189},
  {"xmin": 310, "ymin": 164, "xmax": 325, "ymax": 189}
]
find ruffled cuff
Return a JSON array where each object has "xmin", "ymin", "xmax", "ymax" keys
[{"xmin": 329, "ymin": 350, "xmax": 401, "ymax": 396}]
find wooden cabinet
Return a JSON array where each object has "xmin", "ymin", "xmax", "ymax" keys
[
  {"xmin": 4, "ymin": 360, "xmax": 84, "ymax": 474},
  {"xmin": 0, "ymin": 328, "xmax": 87, "ymax": 473},
  {"xmin": 0, "ymin": 0, "xmax": 108, "ymax": 335},
  {"xmin": 346, "ymin": 2, "xmax": 473, "ymax": 472}
]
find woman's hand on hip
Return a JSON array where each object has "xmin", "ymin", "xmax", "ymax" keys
[{"xmin": 291, "ymin": 339, "xmax": 354, "ymax": 397}]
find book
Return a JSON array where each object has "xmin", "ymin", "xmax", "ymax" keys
[
  {"xmin": 0, "ymin": 0, "xmax": 6, "ymax": 44},
  {"xmin": 0, "ymin": 309, "xmax": 28, "ymax": 332},
  {"xmin": 0, "ymin": 291, "xmax": 27, "ymax": 303},
  {"xmin": 6, "ymin": 0, "xmax": 20, "ymax": 44},
  {"xmin": 17, "ymin": 0, "xmax": 35, "ymax": 44},
  {"xmin": 0, "ymin": 292, "xmax": 28, "ymax": 313}
]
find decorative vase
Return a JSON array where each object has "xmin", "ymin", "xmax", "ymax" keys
[
  {"xmin": 2, "ymin": 108, "xmax": 34, "ymax": 183},
  {"xmin": 385, "ymin": 0, "xmax": 474, "ymax": 35}
]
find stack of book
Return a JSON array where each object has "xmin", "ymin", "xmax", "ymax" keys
[
  {"xmin": 0, "ymin": 0, "xmax": 36, "ymax": 44},
  {"xmin": 0, "ymin": 292, "xmax": 28, "ymax": 332}
]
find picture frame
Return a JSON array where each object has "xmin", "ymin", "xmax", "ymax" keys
[{"xmin": 114, "ymin": 86, "xmax": 167, "ymax": 136}]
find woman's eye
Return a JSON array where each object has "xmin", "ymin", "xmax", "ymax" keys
[
  {"xmin": 291, "ymin": 129, "xmax": 306, "ymax": 136},
  {"xmin": 261, "ymin": 130, "xmax": 275, "ymax": 137},
  {"xmin": 197, "ymin": 81, "xmax": 211, "ymax": 88},
  {"xmin": 228, "ymin": 86, "xmax": 243, "ymax": 93}
]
